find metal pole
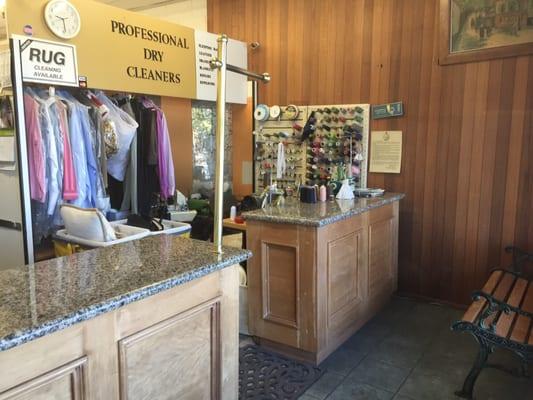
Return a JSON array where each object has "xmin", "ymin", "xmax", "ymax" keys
[{"xmin": 213, "ymin": 35, "xmax": 228, "ymax": 254}]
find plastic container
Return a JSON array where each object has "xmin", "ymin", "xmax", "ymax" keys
[
  {"xmin": 169, "ymin": 210, "xmax": 197, "ymax": 222},
  {"xmin": 150, "ymin": 220, "xmax": 191, "ymax": 236},
  {"xmin": 54, "ymin": 222, "xmax": 150, "ymax": 248}
]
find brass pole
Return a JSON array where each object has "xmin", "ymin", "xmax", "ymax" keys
[{"xmin": 213, "ymin": 34, "xmax": 228, "ymax": 254}]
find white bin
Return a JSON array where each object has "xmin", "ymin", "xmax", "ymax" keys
[
  {"xmin": 115, "ymin": 219, "xmax": 191, "ymax": 236},
  {"xmin": 55, "ymin": 222, "xmax": 150, "ymax": 248}
]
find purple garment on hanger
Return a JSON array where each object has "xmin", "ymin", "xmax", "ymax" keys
[{"xmin": 156, "ymin": 110, "xmax": 175, "ymax": 200}]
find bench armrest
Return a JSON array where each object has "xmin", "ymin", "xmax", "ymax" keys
[
  {"xmin": 471, "ymin": 291, "xmax": 533, "ymax": 332},
  {"xmin": 505, "ymin": 246, "xmax": 533, "ymax": 274}
]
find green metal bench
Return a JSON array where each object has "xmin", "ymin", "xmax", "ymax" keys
[{"xmin": 452, "ymin": 246, "xmax": 533, "ymax": 399}]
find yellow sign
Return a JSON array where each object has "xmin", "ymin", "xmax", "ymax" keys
[
  {"xmin": 6, "ymin": 0, "xmax": 197, "ymax": 98},
  {"xmin": 369, "ymin": 131, "xmax": 403, "ymax": 174}
]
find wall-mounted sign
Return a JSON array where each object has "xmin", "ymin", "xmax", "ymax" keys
[
  {"xmin": 16, "ymin": 35, "xmax": 79, "ymax": 87},
  {"xmin": 194, "ymin": 31, "xmax": 247, "ymax": 104},
  {"xmin": 6, "ymin": 0, "xmax": 247, "ymax": 103},
  {"xmin": 369, "ymin": 131, "xmax": 402, "ymax": 174},
  {"xmin": 371, "ymin": 102, "xmax": 404, "ymax": 119}
]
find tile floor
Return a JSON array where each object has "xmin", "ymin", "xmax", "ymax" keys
[{"xmin": 242, "ymin": 296, "xmax": 533, "ymax": 400}]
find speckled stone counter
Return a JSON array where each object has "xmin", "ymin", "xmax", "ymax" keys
[
  {"xmin": 243, "ymin": 192, "xmax": 404, "ymax": 227},
  {"xmin": 0, "ymin": 236, "xmax": 250, "ymax": 352}
]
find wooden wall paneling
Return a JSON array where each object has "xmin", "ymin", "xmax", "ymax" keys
[
  {"xmin": 208, "ymin": 0, "xmax": 533, "ymax": 305},
  {"xmin": 451, "ymin": 63, "xmax": 478, "ymax": 303},
  {"xmin": 515, "ymin": 61, "xmax": 533, "ymax": 261},
  {"xmin": 161, "ymin": 97, "xmax": 193, "ymax": 196},
  {"xmin": 499, "ymin": 57, "xmax": 530, "ymax": 268},
  {"xmin": 474, "ymin": 60, "xmax": 503, "ymax": 290},
  {"xmin": 231, "ymin": 99, "xmax": 253, "ymax": 198},
  {"xmin": 410, "ymin": 0, "xmax": 438, "ymax": 298},
  {"xmin": 442, "ymin": 65, "xmax": 466, "ymax": 301},
  {"xmin": 461, "ymin": 62, "xmax": 489, "ymax": 303},
  {"xmin": 487, "ymin": 58, "xmax": 518, "ymax": 275}
]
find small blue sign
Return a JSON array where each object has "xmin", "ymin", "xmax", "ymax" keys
[{"xmin": 372, "ymin": 102, "xmax": 404, "ymax": 119}]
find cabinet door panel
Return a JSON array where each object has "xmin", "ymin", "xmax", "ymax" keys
[
  {"xmin": 262, "ymin": 242, "xmax": 299, "ymax": 327},
  {"xmin": 0, "ymin": 358, "xmax": 86, "ymax": 400},
  {"xmin": 368, "ymin": 212, "xmax": 395, "ymax": 299},
  {"xmin": 326, "ymin": 229, "xmax": 365, "ymax": 338},
  {"xmin": 118, "ymin": 300, "xmax": 221, "ymax": 400}
]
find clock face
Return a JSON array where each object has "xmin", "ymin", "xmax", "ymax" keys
[{"xmin": 44, "ymin": 0, "xmax": 81, "ymax": 39}]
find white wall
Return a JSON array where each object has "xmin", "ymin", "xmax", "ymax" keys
[{"xmin": 140, "ymin": 0, "xmax": 207, "ymax": 31}]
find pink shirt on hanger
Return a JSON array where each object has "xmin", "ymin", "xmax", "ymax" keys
[
  {"xmin": 23, "ymin": 93, "xmax": 46, "ymax": 203},
  {"xmin": 56, "ymin": 100, "xmax": 78, "ymax": 201}
]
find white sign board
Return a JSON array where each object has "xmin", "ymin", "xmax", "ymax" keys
[
  {"xmin": 369, "ymin": 131, "xmax": 403, "ymax": 174},
  {"xmin": 194, "ymin": 31, "xmax": 247, "ymax": 104},
  {"xmin": 15, "ymin": 35, "xmax": 79, "ymax": 87}
]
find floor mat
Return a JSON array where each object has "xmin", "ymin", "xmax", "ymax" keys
[{"xmin": 239, "ymin": 344, "xmax": 324, "ymax": 400}]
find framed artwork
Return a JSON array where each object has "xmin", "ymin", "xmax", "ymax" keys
[{"xmin": 439, "ymin": 0, "xmax": 533, "ymax": 65}]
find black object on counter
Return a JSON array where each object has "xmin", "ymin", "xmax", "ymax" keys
[{"xmin": 300, "ymin": 185, "xmax": 318, "ymax": 203}]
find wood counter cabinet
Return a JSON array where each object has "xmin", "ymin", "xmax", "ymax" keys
[
  {"xmin": 0, "ymin": 247, "xmax": 243, "ymax": 400},
  {"xmin": 246, "ymin": 200, "xmax": 400, "ymax": 364}
]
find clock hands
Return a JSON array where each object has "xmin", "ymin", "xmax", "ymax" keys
[{"xmin": 55, "ymin": 14, "xmax": 68, "ymax": 33}]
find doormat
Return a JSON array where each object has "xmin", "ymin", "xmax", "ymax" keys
[{"xmin": 239, "ymin": 344, "xmax": 324, "ymax": 400}]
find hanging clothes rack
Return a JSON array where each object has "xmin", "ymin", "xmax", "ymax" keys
[{"xmin": 210, "ymin": 34, "xmax": 270, "ymax": 254}]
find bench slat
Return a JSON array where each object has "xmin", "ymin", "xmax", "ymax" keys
[
  {"xmin": 511, "ymin": 316, "xmax": 530, "ymax": 344},
  {"xmin": 510, "ymin": 282, "xmax": 533, "ymax": 344},
  {"xmin": 462, "ymin": 271, "xmax": 503, "ymax": 323},
  {"xmin": 484, "ymin": 273, "xmax": 516, "ymax": 328},
  {"xmin": 495, "ymin": 278, "xmax": 528, "ymax": 337}
]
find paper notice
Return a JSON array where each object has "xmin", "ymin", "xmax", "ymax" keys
[
  {"xmin": 0, "ymin": 133, "xmax": 15, "ymax": 163},
  {"xmin": 369, "ymin": 131, "xmax": 402, "ymax": 173}
]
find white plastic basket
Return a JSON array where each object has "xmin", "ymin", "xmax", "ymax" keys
[
  {"xmin": 54, "ymin": 222, "xmax": 150, "ymax": 248},
  {"xmin": 115, "ymin": 219, "xmax": 191, "ymax": 236}
]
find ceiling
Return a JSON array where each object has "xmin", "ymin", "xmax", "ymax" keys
[{"xmin": 98, "ymin": 0, "xmax": 188, "ymax": 11}]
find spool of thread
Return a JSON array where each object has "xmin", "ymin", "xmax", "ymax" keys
[{"xmin": 319, "ymin": 185, "xmax": 327, "ymax": 202}]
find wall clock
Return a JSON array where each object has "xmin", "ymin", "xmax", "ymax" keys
[{"xmin": 44, "ymin": 0, "xmax": 81, "ymax": 40}]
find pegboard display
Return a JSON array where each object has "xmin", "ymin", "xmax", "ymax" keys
[
  {"xmin": 253, "ymin": 105, "xmax": 309, "ymax": 193},
  {"xmin": 253, "ymin": 104, "xmax": 369, "ymax": 193},
  {"xmin": 306, "ymin": 104, "xmax": 370, "ymax": 189}
]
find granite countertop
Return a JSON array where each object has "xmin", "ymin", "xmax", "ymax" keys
[
  {"xmin": 243, "ymin": 192, "xmax": 405, "ymax": 227},
  {"xmin": 0, "ymin": 236, "xmax": 251, "ymax": 352}
]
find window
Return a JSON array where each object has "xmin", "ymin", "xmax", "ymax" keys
[{"xmin": 191, "ymin": 101, "xmax": 232, "ymax": 195}]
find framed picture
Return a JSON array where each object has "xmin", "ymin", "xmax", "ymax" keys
[{"xmin": 439, "ymin": 0, "xmax": 533, "ymax": 65}]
